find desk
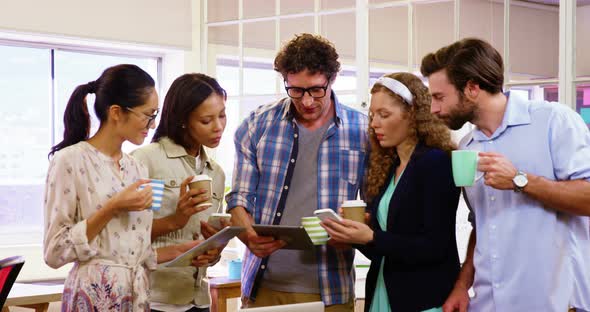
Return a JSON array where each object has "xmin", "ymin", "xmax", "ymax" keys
[
  {"xmin": 2, "ymin": 283, "xmax": 63, "ymax": 312},
  {"xmin": 209, "ymin": 277, "xmax": 241, "ymax": 312}
]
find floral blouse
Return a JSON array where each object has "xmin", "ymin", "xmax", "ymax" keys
[{"xmin": 43, "ymin": 142, "xmax": 157, "ymax": 312}]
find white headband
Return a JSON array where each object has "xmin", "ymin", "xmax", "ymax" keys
[{"xmin": 375, "ymin": 76, "xmax": 413, "ymax": 104}]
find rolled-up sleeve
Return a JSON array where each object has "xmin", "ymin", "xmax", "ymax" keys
[
  {"xmin": 549, "ymin": 106, "xmax": 590, "ymax": 182},
  {"xmin": 225, "ymin": 116, "xmax": 259, "ymax": 214},
  {"xmin": 43, "ymin": 152, "xmax": 97, "ymax": 269}
]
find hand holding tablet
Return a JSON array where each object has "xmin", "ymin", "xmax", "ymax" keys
[
  {"xmin": 251, "ymin": 225, "xmax": 314, "ymax": 250},
  {"xmin": 162, "ymin": 226, "xmax": 245, "ymax": 267}
]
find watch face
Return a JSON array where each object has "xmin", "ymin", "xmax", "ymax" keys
[{"xmin": 514, "ymin": 175, "xmax": 527, "ymax": 187}]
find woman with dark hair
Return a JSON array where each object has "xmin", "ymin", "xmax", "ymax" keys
[
  {"xmin": 321, "ymin": 73, "xmax": 460, "ymax": 311},
  {"xmin": 44, "ymin": 64, "xmax": 203, "ymax": 311},
  {"xmin": 131, "ymin": 73, "xmax": 228, "ymax": 312}
]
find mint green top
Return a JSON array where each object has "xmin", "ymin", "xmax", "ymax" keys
[{"xmin": 369, "ymin": 170, "xmax": 442, "ymax": 312}]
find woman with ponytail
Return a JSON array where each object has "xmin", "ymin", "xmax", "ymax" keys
[{"xmin": 44, "ymin": 64, "xmax": 202, "ymax": 311}]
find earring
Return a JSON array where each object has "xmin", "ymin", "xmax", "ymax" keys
[{"xmin": 182, "ymin": 124, "xmax": 186, "ymax": 129}]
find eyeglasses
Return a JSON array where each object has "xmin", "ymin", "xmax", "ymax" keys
[
  {"xmin": 284, "ymin": 76, "xmax": 331, "ymax": 99},
  {"xmin": 125, "ymin": 107, "xmax": 158, "ymax": 128}
]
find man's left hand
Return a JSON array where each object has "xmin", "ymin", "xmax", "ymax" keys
[{"xmin": 477, "ymin": 152, "xmax": 518, "ymax": 190}]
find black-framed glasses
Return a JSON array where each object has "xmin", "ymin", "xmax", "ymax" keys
[
  {"xmin": 284, "ymin": 76, "xmax": 331, "ymax": 99},
  {"xmin": 125, "ymin": 107, "xmax": 158, "ymax": 128}
]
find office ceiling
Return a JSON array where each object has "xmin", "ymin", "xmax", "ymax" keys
[{"xmin": 521, "ymin": 0, "xmax": 590, "ymax": 6}]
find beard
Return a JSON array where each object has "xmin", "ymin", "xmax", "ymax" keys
[{"xmin": 444, "ymin": 95, "xmax": 477, "ymax": 130}]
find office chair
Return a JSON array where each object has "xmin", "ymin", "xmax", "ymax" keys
[{"xmin": 0, "ymin": 256, "xmax": 25, "ymax": 309}]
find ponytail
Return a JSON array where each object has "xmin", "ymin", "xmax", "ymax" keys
[
  {"xmin": 48, "ymin": 64, "xmax": 155, "ymax": 158},
  {"xmin": 48, "ymin": 83, "xmax": 94, "ymax": 157}
]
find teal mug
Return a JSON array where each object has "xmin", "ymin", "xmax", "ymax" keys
[{"xmin": 452, "ymin": 150, "xmax": 484, "ymax": 187}]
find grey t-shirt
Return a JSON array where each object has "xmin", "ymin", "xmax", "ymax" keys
[{"xmin": 260, "ymin": 120, "xmax": 331, "ymax": 293}]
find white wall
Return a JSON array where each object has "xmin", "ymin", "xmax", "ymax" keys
[
  {"xmin": 460, "ymin": 0, "xmax": 559, "ymax": 79},
  {"xmin": 0, "ymin": 0, "xmax": 193, "ymax": 49},
  {"xmin": 509, "ymin": 3, "xmax": 559, "ymax": 79}
]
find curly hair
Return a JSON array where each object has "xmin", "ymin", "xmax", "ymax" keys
[
  {"xmin": 365, "ymin": 72, "xmax": 456, "ymax": 202},
  {"xmin": 274, "ymin": 33, "xmax": 340, "ymax": 82}
]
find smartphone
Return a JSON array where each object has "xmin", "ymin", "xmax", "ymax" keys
[
  {"xmin": 314, "ymin": 208, "xmax": 343, "ymax": 222},
  {"xmin": 207, "ymin": 213, "xmax": 232, "ymax": 229}
]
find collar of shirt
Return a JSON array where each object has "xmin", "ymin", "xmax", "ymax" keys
[
  {"xmin": 159, "ymin": 137, "xmax": 213, "ymax": 171},
  {"xmin": 281, "ymin": 90, "xmax": 343, "ymax": 127},
  {"xmin": 467, "ymin": 92, "xmax": 532, "ymax": 146}
]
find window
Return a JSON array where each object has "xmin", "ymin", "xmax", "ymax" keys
[
  {"xmin": 576, "ymin": 1, "xmax": 590, "ymax": 127},
  {"xmin": 0, "ymin": 45, "xmax": 51, "ymax": 247},
  {"xmin": 54, "ymin": 50, "xmax": 159, "ymax": 153},
  {"xmin": 204, "ymin": 0, "xmax": 588, "ymax": 269},
  {"xmin": 576, "ymin": 84, "xmax": 590, "ymax": 128},
  {"xmin": 0, "ymin": 42, "xmax": 160, "ymax": 280}
]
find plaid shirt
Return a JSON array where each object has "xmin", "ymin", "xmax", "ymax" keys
[{"xmin": 226, "ymin": 93, "xmax": 369, "ymax": 305}]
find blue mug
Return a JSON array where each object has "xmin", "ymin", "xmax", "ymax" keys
[{"xmin": 228, "ymin": 259, "xmax": 242, "ymax": 280}]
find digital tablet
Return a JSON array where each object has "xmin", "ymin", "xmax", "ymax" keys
[
  {"xmin": 162, "ymin": 226, "xmax": 245, "ymax": 267},
  {"xmin": 251, "ymin": 225, "xmax": 314, "ymax": 250}
]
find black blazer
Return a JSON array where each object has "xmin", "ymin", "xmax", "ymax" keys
[{"xmin": 357, "ymin": 145, "xmax": 460, "ymax": 312}]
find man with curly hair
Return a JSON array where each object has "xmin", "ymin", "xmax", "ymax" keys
[
  {"xmin": 225, "ymin": 33, "xmax": 368, "ymax": 311},
  {"xmin": 421, "ymin": 38, "xmax": 590, "ymax": 312}
]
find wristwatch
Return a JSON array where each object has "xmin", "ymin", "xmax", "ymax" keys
[{"xmin": 512, "ymin": 170, "xmax": 528, "ymax": 192}]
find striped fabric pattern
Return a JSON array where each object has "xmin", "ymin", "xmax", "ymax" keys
[
  {"xmin": 226, "ymin": 93, "xmax": 369, "ymax": 305},
  {"xmin": 140, "ymin": 179, "xmax": 165, "ymax": 211}
]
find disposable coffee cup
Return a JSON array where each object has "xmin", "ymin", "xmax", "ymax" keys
[
  {"xmin": 341, "ymin": 200, "xmax": 367, "ymax": 223},
  {"xmin": 451, "ymin": 150, "xmax": 484, "ymax": 187},
  {"xmin": 189, "ymin": 175, "xmax": 212, "ymax": 208},
  {"xmin": 208, "ymin": 212, "xmax": 231, "ymax": 229},
  {"xmin": 301, "ymin": 216, "xmax": 329, "ymax": 246},
  {"xmin": 138, "ymin": 179, "xmax": 164, "ymax": 211}
]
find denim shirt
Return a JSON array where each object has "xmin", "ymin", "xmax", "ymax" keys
[{"xmin": 226, "ymin": 93, "xmax": 369, "ymax": 305}]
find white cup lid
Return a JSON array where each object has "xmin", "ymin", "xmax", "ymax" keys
[
  {"xmin": 191, "ymin": 174, "xmax": 212, "ymax": 182},
  {"xmin": 341, "ymin": 199, "xmax": 366, "ymax": 208},
  {"xmin": 211, "ymin": 213, "xmax": 231, "ymax": 217}
]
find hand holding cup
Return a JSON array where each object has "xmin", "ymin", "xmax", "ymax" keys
[
  {"xmin": 189, "ymin": 175, "xmax": 213, "ymax": 208},
  {"xmin": 173, "ymin": 176, "xmax": 210, "ymax": 229},
  {"xmin": 477, "ymin": 152, "xmax": 518, "ymax": 190},
  {"xmin": 108, "ymin": 179, "xmax": 153, "ymax": 214}
]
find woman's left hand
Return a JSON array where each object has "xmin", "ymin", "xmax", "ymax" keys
[
  {"xmin": 156, "ymin": 240, "xmax": 203, "ymax": 264},
  {"xmin": 321, "ymin": 218, "xmax": 374, "ymax": 245},
  {"xmin": 192, "ymin": 248, "xmax": 221, "ymax": 267},
  {"xmin": 200, "ymin": 219, "xmax": 230, "ymax": 240},
  {"xmin": 173, "ymin": 177, "xmax": 210, "ymax": 229}
]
